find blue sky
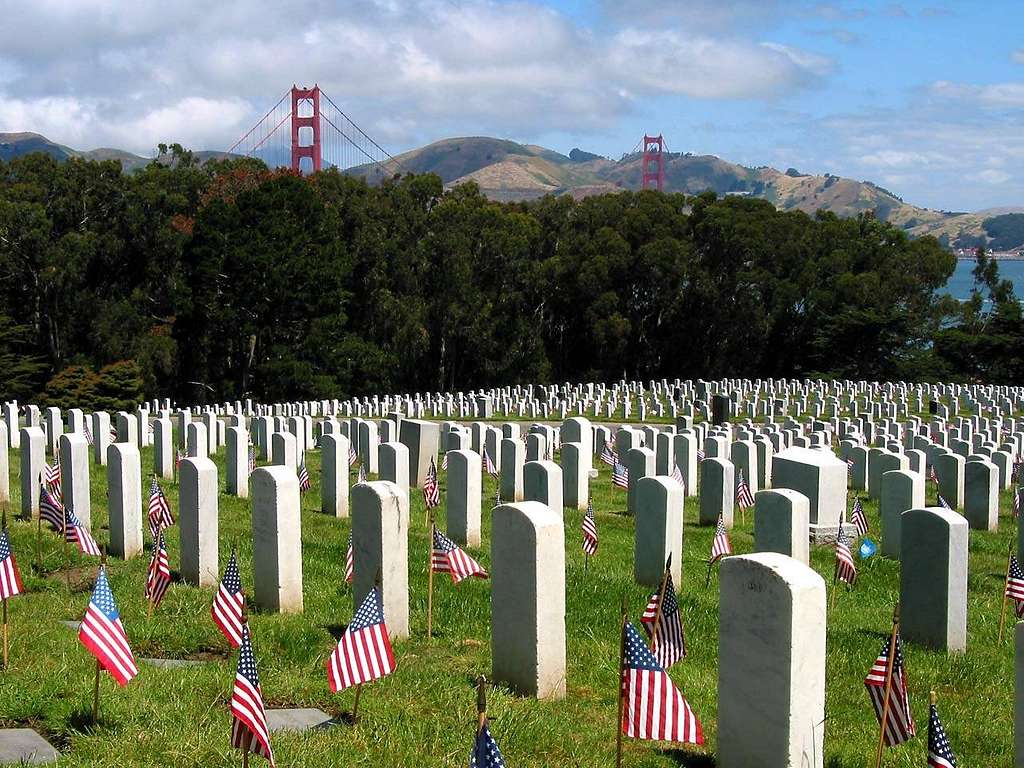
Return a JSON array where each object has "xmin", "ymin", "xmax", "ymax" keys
[{"xmin": 0, "ymin": 0, "xmax": 1021, "ymax": 211}]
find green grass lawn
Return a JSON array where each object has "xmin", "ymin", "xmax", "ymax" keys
[{"xmin": 0, "ymin": 435, "xmax": 1017, "ymax": 767}]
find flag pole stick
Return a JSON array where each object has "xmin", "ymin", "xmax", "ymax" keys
[
  {"xmin": 648, "ymin": 565, "xmax": 670, "ymax": 654},
  {"xmin": 476, "ymin": 674, "xmax": 487, "ymax": 732},
  {"xmin": 352, "ymin": 683, "xmax": 363, "ymax": 721},
  {"xmin": 999, "ymin": 540, "xmax": 1013, "ymax": 643},
  {"xmin": 427, "ymin": 513, "xmax": 435, "ymax": 639},
  {"xmin": 36, "ymin": 507, "xmax": 43, "ymax": 574},
  {"xmin": 240, "ymin": 722, "xmax": 253, "ymax": 767},
  {"xmin": 873, "ymin": 602, "xmax": 901, "ymax": 768},
  {"xmin": 615, "ymin": 593, "xmax": 627, "ymax": 768},
  {"xmin": 63, "ymin": 505, "xmax": 71, "ymax": 591},
  {"xmin": 704, "ymin": 559, "xmax": 714, "ymax": 589},
  {"xmin": 92, "ymin": 657, "xmax": 101, "ymax": 725},
  {"xmin": 2, "ymin": 596, "xmax": 7, "ymax": 671},
  {"xmin": 584, "ymin": 553, "xmax": 589, "ymax": 576}
]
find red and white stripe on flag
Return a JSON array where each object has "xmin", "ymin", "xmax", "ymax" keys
[
  {"xmin": 78, "ymin": 568, "xmax": 138, "ymax": 686},
  {"xmin": 327, "ymin": 587, "xmax": 395, "ymax": 692},
  {"xmin": 621, "ymin": 622, "xmax": 702, "ymax": 745},
  {"xmin": 0, "ymin": 531, "xmax": 24, "ymax": 599}
]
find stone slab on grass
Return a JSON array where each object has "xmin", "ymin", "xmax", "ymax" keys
[
  {"xmin": 0, "ymin": 729, "xmax": 60, "ymax": 765},
  {"xmin": 266, "ymin": 708, "xmax": 335, "ymax": 733},
  {"xmin": 140, "ymin": 658, "xmax": 210, "ymax": 669}
]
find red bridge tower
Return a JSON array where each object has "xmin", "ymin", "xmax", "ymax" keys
[
  {"xmin": 291, "ymin": 85, "xmax": 322, "ymax": 173},
  {"xmin": 641, "ymin": 134, "xmax": 665, "ymax": 192}
]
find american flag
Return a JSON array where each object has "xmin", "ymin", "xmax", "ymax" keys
[
  {"xmin": 847, "ymin": 457, "xmax": 854, "ymax": 474},
  {"xmin": 357, "ymin": 463, "xmax": 368, "ymax": 484},
  {"xmin": 581, "ymin": 497, "xmax": 598, "ymax": 556},
  {"xmin": 44, "ymin": 459, "xmax": 62, "ymax": 502},
  {"xmin": 471, "ymin": 723, "xmax": 507, "ymax": 768},
  {"xmin": 669, "ymin": 463, "xmax": 683, "ymax": 487},
  {"xmin": 600, "ymin": 443, "xmax": 617, "ymax": 467},
  {"xmin": 230, "ymin": 623, "xmax": 274, "ymax": 766},
  {"xmin": 441, "ymin": 452, "xmax": 448, "ymax": 471},
  {"xmin": 864, "ymin": 633, "xmax": 916, "ymax": 746},
  {"xmin": 696, "ymin": 449, "xmax": 705, "ymax": 461},
  {"xmin": 621, "ymin": 621, "xmax": 703, "ymax": 744},
  {"xmin": 326, "ymin": 586, "xmax": 396, "ymax": 692},
  {"xmin": 145, "ymin": 533, "xmax": 171, "ymax": 608},
  {"xmin": 0, "ymin": 528, "xmax": 24, "ymax": 600},
  {"xmin": 1014, "ymin": 488, "xmax": 1020, "ymax": 519},
  {"xmin": 835, "ymin": 515, "xmax": 857, "ymax": 585},
  {"xmin": 640, "ymin": 571, "xmax": 686, "ymax": 668},
  {"xmin": 84, "ymin": 424, "xmax": 94, "ymax": 445},
  {"xmin": 148, "ymin": 478, "xmax": 174, "ymax": 543},
  {"xmin": 64, "ymin": 507, "xmax": 100, "ymax": 556},
  {"xmin": 1005, "ymin": 554, "xmax": 1024, "ymax": 619},
  {"xmin": 344, "ymin": 532, "xmax": 354, "ymax": 584},
  {"xmin": 78, "ymin": 567, "xmax": 138, "ymax": 687},
  {"xmin": 851, "ymin": 496, "xmax": 868, "ymax": 537},
  {"xmin": 422, "ymin": 457, "xmax": 441, "ymax": 508},
  {"xmin": 39, "ymin": 483, "xmax": 66, "ymax": 533},
  {"xmin": 735, "ymin": 470, "xmax": 755, "ymax": 510},
  {"xmin": 175, "ymin": 448, "xmax": 186, "ymax": 469},
  {"xmin": 929, "ymin": 465, "xmax": 938, "ymax": 484},
  {"xmin": 612, "ymin": 460, "xmax": 629, "ymax": 489},
  {"xmin": 709, "ymin": 515, "xmax": 732, "ymax": 564},
  {"xmin": 431, "ymin": 528, "xmax": 488, "ymax": 584},
  {"xmin": 248, "ymin": 444, "xmax": 256, "ymax": 474},
  {"xmin": 482, "ymin": 447, "xmax": 497, "ymax": 476},
  {"xmin": 298, "ymin": 461, "xmax": 311, "ymax": 493},
  {"xmin": 212, "ymin": 550, "xmax": 245, "ymax": 648},
  {"xmin": 938, "ymin": 495, "xmax": 952, "ymax": 510},
  {"xmin": 927, "ymin": 701, "xmax": 958, "ymax": 768},
  {"xmin": 348, "ymin": 442, "xmax": 358, "ymax": 467}
]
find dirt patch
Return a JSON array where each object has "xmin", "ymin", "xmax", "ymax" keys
[{"xmin": 46, "ymin": 565, "xmax": 99, "ymax": 592}]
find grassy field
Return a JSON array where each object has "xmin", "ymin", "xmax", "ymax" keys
[{"xmin": 0, "ymin": 433, "xmax": 1017, "ymax": 767}]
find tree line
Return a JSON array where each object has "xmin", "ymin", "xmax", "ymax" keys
[{"xmin": 0, "ymin": 147, "xmax": 1019, "ymax": 409}]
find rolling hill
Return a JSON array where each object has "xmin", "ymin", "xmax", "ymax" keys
[{"xmin": 3, "ymin": 131, "xmax": 1020, "ymax": 250}]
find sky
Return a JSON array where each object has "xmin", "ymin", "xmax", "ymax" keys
[{"xmin": 0, "ymin": 0, "xmax": 1021, "ymax": 212}]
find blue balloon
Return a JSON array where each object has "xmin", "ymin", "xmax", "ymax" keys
[{"xmin": 859, "ymin": 538, "xmax": 877, "ymax": 559}]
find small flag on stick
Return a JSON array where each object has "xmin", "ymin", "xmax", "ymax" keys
[
  {"xmin": 619, "ymin": 620, "xmax": 703, "ymax": 746},
  {"xmin": 927, "ymin": 691, "xmax": 958, "ymax": 768},
  {"xmin": 864, "ymin": 605, "xmax": 916, "ymax": 759},
  {"xmin": 230, "ymin": 620, "xmax": 275, "ymax": 766},
  {"xmin": 326, "ymin": 586, "xmax": 396, "ymax": 692},
  {"xmin": 79, "ymin": 565, "xmax": 139, "ymax": 688},
  {"xmin": 212, "ymin": 548, "xmax": 245, "ymax": 648}
]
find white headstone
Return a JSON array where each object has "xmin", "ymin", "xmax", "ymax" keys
[
  {"xmin": 718, "ymin": 553, "xmax": 826, "ymax": 768},
  {"xmin": 179, "ymin": 457, "xmax": 219, "ymax": 587},
  {"xmin": 491, "ymin": 501, "xmax": 566, "ymax": 700},
  {"xmin": 251, "ymin": 466, "xmax": 303, "ymax": 613}
]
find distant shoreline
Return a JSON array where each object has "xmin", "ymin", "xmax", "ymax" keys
[{"xmin": 957, "ymin": 255, "xmax": 1024, "ymax": 261}]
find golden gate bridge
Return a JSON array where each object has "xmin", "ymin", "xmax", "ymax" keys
[
  {"xmin": 227, "ymin": 85, "xmax": 405, "ymax": 179},
  {"xmin": 229, "ymin": 84, "xmax": 667, "ymax": 191}
]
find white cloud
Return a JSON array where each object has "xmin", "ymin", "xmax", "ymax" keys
[
  {"xmin": 0, "ymin": 0, "xmax": 832, "ymax": 154},
  {"xmin": 1011, "ymin": 49, "xmax": 1024, "ymax": 65},
  {"xmin": 978, "ymin": 169, "xmax": 1011, "ymax": 185},
  {"xmin": 930, "ymin": 80, "xmax": 1024, "ymax": 108}
]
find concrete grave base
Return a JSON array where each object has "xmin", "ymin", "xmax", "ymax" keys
[
  {"xmin": 0, "ymin": 729, "xmax": 60, "ymax": 764},
  {"xmin": 808, "ymin": 521, "xmax": 857, "ymax": 545},
  {"xmin": 266, "ymin": 708, "xmax": 335, "ymax": 732},
  {"xmin": 140, "ymin": 658, "xmax": 211, "ymax": 669}
]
